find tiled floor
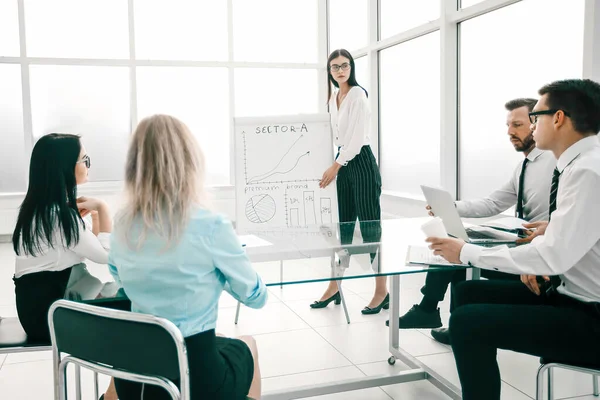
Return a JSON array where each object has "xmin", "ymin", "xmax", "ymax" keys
[{"xmin": 0, "ymin": 244, "xmax": 598, "ymax": 399}]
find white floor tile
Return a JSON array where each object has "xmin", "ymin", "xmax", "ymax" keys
[
  {"xmin": 285, "ymin": 293, "xmax": 390, "ymax": 328},
  {"xmin": 417, "ymin": 352, "xmax": 460, "ymax": 387},
  {"xmin": 0, "ymin": 354, "xmax": 6, "ymax": 368},
  {"xmin": 269, "ymin": 282, "xmax": 338, "ymax": 302},
  {"xmin": 0, "ymin": 359, "xmax": 54, "ymax": 400},
  {"xmin": 0, "ymin": 358, "xmax": 113, "ymax": 400},
  {"xmin": 263, "ymin": 365, "xmax": 366, "ymax": 392},
  {"xmin": 263, "ymin": 364, "xmax": 393, "ymax": 399},
  {"xmin": 4, "ymin": 350, "xmax": 52, "ymax": 365},
  {"xmin": 338, "ymin": 276, "xmax": 376, "ymax": 295},
  {"xmin": 417, "ymin": 352, "xmax": 534, "ymax": 400},
  {"xmin": 216, "ymin": 301, "xmax": 309, "ymax": 337},
  {"xmin": 253, "ymin": 259, "xmax": 319, "ymax": 285},
  {"xmin": 254, "ymin": 329, "xmax": 351, "ymax": 378},
  {"xmin": 497, "ymin": 350, "xmax": 597, "ymax": 399},
  {"xmin": 315, "ymin": 322, "xmax": 450, "ymax": 366},
  {"xmin": 303, "ymin": 388, "xmax": 392, "ymax": 399},
  {"xmin": 357, "ymin": 360, "xmax": 452, "ymax": 400}
]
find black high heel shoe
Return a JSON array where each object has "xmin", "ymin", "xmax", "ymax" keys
[
  {"xmin": 361, "ymin": 293, "xmax": 390, "ymax": 315},
  {"xmin": 310, "ymin": 292, "xmax": 341, "ymax": 308}
]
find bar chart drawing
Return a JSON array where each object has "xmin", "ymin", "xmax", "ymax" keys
[
  {"xmin": 303, "ymin": 191, "xmax": 316, "ymax": 226},
  {"xmin": 289, "ymin": 208, "xmax": 299, "ymax": 227},
  {"xmin": 320, "ymin": 198, "xmax": 332, "ymax": 224}
]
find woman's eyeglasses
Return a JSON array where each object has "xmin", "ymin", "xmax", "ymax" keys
[
  {"xmin": 528, "ymin": 109, "xmax": 571, "ymax": 124},
  {"xmin": 76, "ymin": 155, "xmax": 91, "ymax": 169},
  {"xmin": 329, "ymin": 63, "xmax": 351, "ymax": 72}
]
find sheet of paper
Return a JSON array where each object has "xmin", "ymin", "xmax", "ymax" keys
[
  {"xmin": 405, "ymin": 245, "xmax": 469, "ymax": 267},
  {"xmin": 480, "ymin": 217, "xmax": 529, "ymax": 230},
  {"xmin": 238, "ymin": 234, "xmax": 273, "ymax": 248}
]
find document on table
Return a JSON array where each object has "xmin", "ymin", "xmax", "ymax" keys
[
  {"xmin": 405, "ymin": 245, "xmax": 469, "ymax": 267},
  {"xmin": 479, "ymin": 217, "xmax": 529, "ymax": 231}
]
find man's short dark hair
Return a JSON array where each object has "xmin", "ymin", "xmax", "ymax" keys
[
  {"xmin": 538, "ymin": 79, "xmax": 600, "ymax": 135},
  {"xmin": 505, "ymin": 98, "xmax": 537, "ymax": 113}
]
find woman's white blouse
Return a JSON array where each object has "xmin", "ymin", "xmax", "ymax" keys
[
  {"xmin": 14, "ymin": 214, "xmax": 109, "ymax": 278},
  {"xmin": 328, "ymin": 86, "xmax": 371, "ymax": 166}
]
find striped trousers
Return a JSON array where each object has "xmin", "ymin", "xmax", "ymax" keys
[{"xmin": 336, "ymin": 146, "xmax": 382, "ymax": 259}]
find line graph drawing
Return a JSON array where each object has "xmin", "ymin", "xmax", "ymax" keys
[
  {"xmin": 244, "ymin": 133, "xmax": 312, "ymax": 184},
  {"xmin": 248, "ymin": 151, "xmax": 310, "ymax": 184},
  {"xmin": 245, "ymin": 194, "xmax": 276, "ymax": 223}
]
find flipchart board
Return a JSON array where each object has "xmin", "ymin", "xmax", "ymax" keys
[{"xmin": 234, "ymin": 114, "xmax": 339, "ymax": 234}]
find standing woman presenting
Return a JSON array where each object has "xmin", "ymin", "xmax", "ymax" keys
[{"xmin": 312, "ymin": 49, "xmax": 388, "ymax": 315}]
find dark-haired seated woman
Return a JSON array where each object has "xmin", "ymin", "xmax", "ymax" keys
[{"xmin": 12, "ymin": 133, "xmax": 117, "ymax": 400}]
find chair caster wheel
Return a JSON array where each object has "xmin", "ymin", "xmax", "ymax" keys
[{"xmin": 388, "ymin": 356, "xmax": 396, "ymax": 365}]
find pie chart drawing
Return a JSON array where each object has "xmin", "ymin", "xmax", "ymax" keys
[{"xmin": 245, "ymin": 194, "xmax": 276, "ymax": 223}]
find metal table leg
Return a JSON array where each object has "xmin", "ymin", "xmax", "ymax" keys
[{"xmin": 388, "ymin": 274, "xmax": 462, "ymax": 399}]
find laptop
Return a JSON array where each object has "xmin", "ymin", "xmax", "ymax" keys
[{"xmin": 420, "ymin": 185, "xmax": 518, "ymax": 245}]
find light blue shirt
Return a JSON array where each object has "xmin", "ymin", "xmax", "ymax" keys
[{"xmin": 108, "ymin": 208, "xmax": 268, "ymax": 337}]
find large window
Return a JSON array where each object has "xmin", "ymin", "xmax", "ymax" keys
[
  {"xmin": 233, "ymin": 0, "xmax": 318, "ymax": 63},
  {"xmin": 234, "ymin": 69, "xmax": 318, "ymax": 117},
  {"xmin": 0, "ymin": 0, "xmax": 19, "ymax": 56},
  {"xmin": 353, "ymin": 56, "xmax": 369, "ymax": 95},
  {"xmin": 459, "ymin": 0, "xmax": 585, "ymax": 199},
  {"xmin": 134, "ymin": 1, "xmax": 228, "ymax": 61},
  {"xmin": 24, "ymin": 0, "xmax": 129, "ymax": 59},
  {"xmin": 29, "ymin": 66, "xmax": 131, "ymax": 182},
  {"xmin": 0, "ymin": 65, "xmax": 25, "ymax": 193},
  {"xmin": 136, "ymin": 67, "xmax": 230, "ymax": 185},
  {"xmin": 329, "ymin": 0, "xmax": 368, "ymax": 52},
  {"xmin": 380, "ymin": 32, "xmax": 441, "ymax": 196},
  {"xmin": 380, "ymin": 0, "xmax": 439, "ymax": 39},
  {"xmin": 0, "ymin": 0, "xmax": 321, "ymax": 193}
]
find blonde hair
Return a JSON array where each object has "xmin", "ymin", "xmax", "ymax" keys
[{"xmin": 118, "ymin": 114, "xmax": 207, "ymax": 248}]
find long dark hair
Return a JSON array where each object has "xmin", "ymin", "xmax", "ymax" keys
[
  {"xmin": 13, "ymin": 133, "xmax": 84, "ymax": 256},
  {"xmin": 327, "ymin": 49, "xmax": 368, "ymax": 103}
]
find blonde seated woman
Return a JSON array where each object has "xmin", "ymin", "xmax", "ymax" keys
[{"xmin": 109, "ymin": 115, "xmax": 267, "ymax": 400}]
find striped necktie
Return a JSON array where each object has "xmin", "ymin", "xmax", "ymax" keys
[
  {"xmin": 515, "ymin": 158, "xmax": 529, "ymax": 219},
  {"xmin": 548, "ymin": 168, "xmax": 561, "ymax": 220}
]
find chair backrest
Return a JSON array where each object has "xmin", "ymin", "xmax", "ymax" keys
[{"xmin": 48, "ymin": 300, "xmax": 189, "ymax": 385}]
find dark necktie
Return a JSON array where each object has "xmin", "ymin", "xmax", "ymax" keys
[
  {"xmin": 515, "ymin": 158, "xmax": 529, "ymax": 219},
  {"xmin": 548, "ymin": 168, "xmax": 561, "ymax": 220},
  {"xmin": 547, "ymin": 167, "xmax": 562, "ymax": 293}
]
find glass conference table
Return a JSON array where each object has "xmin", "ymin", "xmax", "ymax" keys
[{"xmin": 86, "ymin": 217, "xmax": 477, "ymax": 399}]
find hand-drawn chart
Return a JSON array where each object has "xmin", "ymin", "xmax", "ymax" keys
[
  {"xmin": 245, "ymin": 134, "xmax": 310, "ymax": 184},
  {"xmin": 245, "ymin": 194, "xmax": 276, "ymax": 223},
  {"xmin": 235, "ymin": 114, "xmax": 339, "ymax": 233}
]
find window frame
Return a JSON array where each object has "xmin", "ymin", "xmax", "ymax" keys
[
  {"xmin": 328, "ymin": 0, "xmax": 598, "ymax": 201},
  {"xmin": 0, "ymin": 0, "xmax": 326, "ymax": 196}
]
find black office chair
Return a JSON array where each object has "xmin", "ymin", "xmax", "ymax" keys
[
  {"xmin": 537, "ymin": 357, "xmax": 600, "ymax": 400},
  {"xmin": 48, "ymin": 299, "xmax": 190, "ymax": 400}
]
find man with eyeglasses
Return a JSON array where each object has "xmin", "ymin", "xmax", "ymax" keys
[
  {"xmin": 390, "ymin": 98, "xmax": 556, "ymax": 344},
  {"xmin": 428, "ymin": 79, "xmax": 600, "ymax": 400}
]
